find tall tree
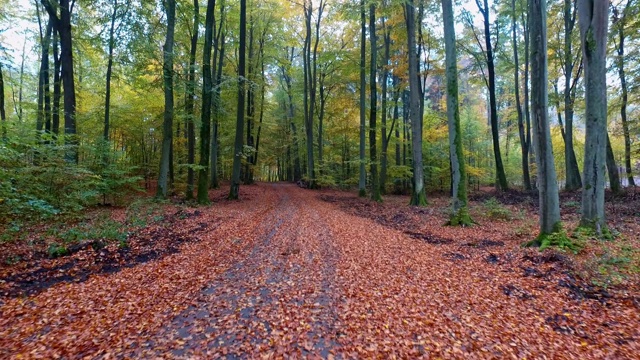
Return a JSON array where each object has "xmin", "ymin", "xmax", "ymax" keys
[
  {"xmin": 302, "ymin": 0, "xmax": 324, "ymax": 189},
  {"xmin": 156, "ymin": 0, "xmax": 176, "ymax": 198},
  {"xmin": 210, "ymin": 0, "xmax": 226, "ymax": 189},
  {"xmin": 104, "ymin": 0, "xmax": 119, "ymax": 143},
  {"xmin": 379, "ymin": 21, "xmax": 392, "ymax": 194},
  {"xmin": 476, "ymin": 0, "xmax": 508, "ymax": 191},
  {"xmin": 530, "ymin": 0, "xmax": 561, "ymax": 235},
  {"xmin": 511, "ymin": 0, "xmax": 532, "ymax": 190},
  {"xmin": 612, "ymin": 1, "xmax": 636, "ymax": 187},
  {"xmin": 369, "ymin": 3, "xmax": 381, "ymax": 202},
  {"xmin": 443, "ymin": 0, "xmax": 471, "ymax": 225},
  {"xmin": 405, "ymin": 0, "xmax": 427, "ymax": 206},
  {"xmin": 0, "ymin": 63, "xmax": 6, "ymax": 142},
  {"xmin": 186, "ymin": 0, "xmax": 199, "ymax": 200},
  {"xmin": 578, "ymin": 0, "xmax": 609, "ymax": 233},
  {"xmin": 358, "ymin": 0, "xmax": 366, "ymax": 197},
  {"xmin": 229, "ymin": 0, "xmax": 246, "ymax": 199},
  {"xmin": 41, "ymin": 0, "xmax": 78, "ymax": 162},
  {"xmin": 605, "ymin": 133, "xmax": 621, "ymax": 193},
  {"xmin": 561, "ymin": 0, "xmax": 583, "ymax": 191}
]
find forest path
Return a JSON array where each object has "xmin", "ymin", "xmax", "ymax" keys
[{"xmin": 1, "ymin": 183, "xmax": 638, "ymax": 358}]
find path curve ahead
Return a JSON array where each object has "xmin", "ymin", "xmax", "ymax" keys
[{"xmin": 1, "ymin": 183, "xmax": 638, "ymax": 358}]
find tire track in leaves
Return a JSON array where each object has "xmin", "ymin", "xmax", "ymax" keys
[{"xmin": 139, "ymin": 184, "xmax": 342, "ymax": 358}]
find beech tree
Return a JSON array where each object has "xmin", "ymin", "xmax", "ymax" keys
[
  {"xmin": 442, "ymin": 0, "xmax": 471, "ymax": 225},
  {"xmin": 358, "ymin": 0, "xmax": 366, "ymax": 197},
  {"xmin": 229, "ymin": 0, "xmax": 247, "ymax": 200},
  {"xmin": 369, "ymin": 3, "xmax": 381, "ymax": 202},
  {"xmin": 530, "ymin": 0, "xmax": 561, "ymax": 236},
  {"xmin": 578, "ymin": 0, "xmax": 609, "ymax": 233},
  {"xmin": 405, "ymin": 0, "xmax": 427, "ymax": 206}
]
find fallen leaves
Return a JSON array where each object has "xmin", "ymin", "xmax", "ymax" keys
[{"xmin": 0, "ymin": 183, "xmax": 639, "ymax": 358}]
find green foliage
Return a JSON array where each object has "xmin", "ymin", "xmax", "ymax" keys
[
  {"xmin": 482, "ymin": 198, "xmax": 512, "ymax": 220},
  {"xmin": 47, "ymin": 243, "xmax": 69, "ymax": 258}
]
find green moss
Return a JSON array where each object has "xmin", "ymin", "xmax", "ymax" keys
[
  {"xmin": 358, "ymin": 188, "xmax": 366, "ymax": 197},
  {"xmin": 409, "ymin": 188, "xmax": 427, "ymax": 206},
  {"xmin": 447, "ymin": 206, "xmax": 474, "ymax": 227},
  {"xmin": 524, "ymin": 228, "xmax": 584, "ymax": 254}
]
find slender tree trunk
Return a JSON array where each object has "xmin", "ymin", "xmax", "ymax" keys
[
  {"xmin": 185, "ymin": 0, "xmax": 199, "ymax": 200},
  {"xmin": 38, "ymin": 21, "xmax": 53, "ymax": 140},
  {"xmin": 210, "ymin": 2, "xmax": 225, "ymax": 189},
  {"xmin": 52, "ymin": 29, "xmax": 61, "ymax": 136},
  {"xmin": 578, "ymin": 0, "xmax": 608, "ymax": 233},
  {"xmin": 605, "ymin": 133, "xmax": 621, "ymax": 194},
  {"xmin": 243, "ymin": 19, "xmax": 255, "ymax": 184},
  {"xmin": 511, "ymin": 0, "xmax": 531, "ymax": 191},
  {"xmin": 104, "ymin": 0, "xmax": 118, "ymax": 143},
  {"xmin": 443, "ymin": 0, "xmax": 471, "ymax": 225},
  {"xmin": 405, "ymin": 0, "xmax": 427, "ymax": 206},
  {"xmin": 369, "ymin": 4, "xmax": 381, "ymax": 202},
  {"xmin": 42, "ymin": 0, "xmax": 78, "ymax": 162},
  {"xmin": 358, "ymin": 0, "xmax": 367, "ymax": 197},
  {"xmin": 530, "ymin": 0, "xmax": 561, "ymax": 235},
  {"xmin": 380, "ymin": 25, "xmax": 391, "ymax": 195},
  {"xmin": 522, "ymin": 9, "xmax": 533, "ymax": 186},
  {"xmin": 563, "ymin": 0, "xmax": 583, "ymax": 190},
  {"xmin": 478, "ymin": 0, "xmax": 508, "ymax": 190},
  {"xmin": 614, "ymin": 3, "xmax": 635, "ymax": 187},
  {"xmin": 229, "ymin": 0, "xmax": 246, "ymax": 199},
  {"xmin": 0, "ymin": 64, "xmax": 6, "ymax": 142},
  {"xmin": 157, "ymin": 0, "xmax": 176, "ymax": 198}
]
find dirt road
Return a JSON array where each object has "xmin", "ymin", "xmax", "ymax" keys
[{"xmin": 1, "ymin": 183, "xmax": 638, "ymax": 358}]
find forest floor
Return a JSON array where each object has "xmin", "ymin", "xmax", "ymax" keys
[{"xmin": 1, "ymin": 183, "xmax": 639, "ymax": 358}]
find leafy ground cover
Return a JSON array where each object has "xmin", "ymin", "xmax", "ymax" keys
[{"xmin": 1, "ymin": 183, "xmax": 639, "ymax": 358}]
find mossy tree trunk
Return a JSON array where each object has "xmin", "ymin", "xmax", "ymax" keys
[
  {"xmin": 442, "ymin": 0, "xmax": 471, "ymax": 225},
  {"xmin": 578, "ymin": 0, "xmax": 608, "ymax": 233}
]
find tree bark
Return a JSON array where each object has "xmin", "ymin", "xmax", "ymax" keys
[
  {"xmin": 405, "ymin": 0, "xmax": 427, "ymax": 206},
  {"xmin": 563, "ymin": 0, "xmax": 583, "ymax": 190},
  {"xmin": 229, "ymin": 0, "xmax": 246, "ymax": 199},
  {"xmin": 52, "ymin": 29, "xmax": 61, "ymax": 136},
  {"xmin": 210, "ymin": 0, "xmax": 226, "ymax": 189},
  {"xmin": 185, "ymin": 0, "xmax": 199, "ymax": 200},
  {"xmin": 0, "ymin": 63, "xmax": 6, "ymax": 142},
  {"xmin": 358, "ymin": 0, "xmax": 366, "ymax": 197},
  {"xmin": 530, "ymin": 0, "xmax": 561, "ymax": 235},
  {"xmin": 511, "ymin": 0, "xmax": 531, "ymax": 191},
  {"xmin": 605, "ymin": 133, "xmax": 621, "ymax": 194},
  {"xmin": 157, "ymin": 0, "xmax": 176, "ymax": 198},
  {"xmin": 104, "ymin": 0, "xmax": 118, "ymax": 143},
  {"xmin": 613, "ymin": 2, "xmax": 635, "ymax": 187},
  {"xmin": 477, "ymin": 0, "xmax": 508, "ymax": 191},
  {"xmin": 380, "ymin": 23, "xmax": 391, "ymax": 195},
  {"xmin": 578, "ymin": 0, "xmax": 608, "ymax": 233},
  {"xmin": 41, "ymin": 0, "xmax": 78, "ymax": 162},
  {"xmin": 443, "ymin": 0, "xmax": 471, "ymax": 225},
  {"xmin": 369, "ymin": 4, "xmax": 381, "ymax": 202}
]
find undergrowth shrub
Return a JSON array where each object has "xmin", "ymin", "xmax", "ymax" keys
[{"xmin": 482, "ymin": 197, "xmax": 512, "ymax": 220}]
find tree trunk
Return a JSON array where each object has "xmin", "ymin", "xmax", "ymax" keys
[
  {"xmin": 606, "ymin": 133, "xmax": 621, "ymax": 194},
  {"xmin": 358, "ymin": 0, "xmax": 366, "ymax": 197},
  {"xmin": 380, "ymin": 24, "xmax": 391, "ymax": 195},
  {"xmin": 104, "ymin": 0, "xmax": 118, "ymax": 143},
  {"xmin": 42, "ymin": 0, "xmax": 78, "ymax": 162},
  {"xmin": 530, "ymin": 0, "xmax": 561, "ymax": 235},
  {"xmin": 563, "ymin": 0, "xmax": 583, "ymax": 190},
  {"xmin": 37, "ymin": 20, "xmax": 53, "ymax": 140},
  {"xmin": 443, "ymin": 0, "xmax": 471, "ymax": 225},
  {"xmin": 405, "ymin": 0, "xmax": 427, "ymax": 206},
  {"xmin": 578, "ymin": 0, "xmax": 608, "ymax": 233},
  {"xmin": 157, "ymin": 0, "xmax": 176, "ymax": 198},
  {"xmin": 0, "ymin": 63, "xmax": 6, "ymax": 142},
  {"xmin": 52, "ymin": 29, "xmax": 61, "ymax": 136},
  {"xmin": 522, "ymin": 10, "xmax": 534, "ymax": 187},
  {"xmin": 229, "ymin": 0, "xmax": 246, "ymax": 199},
  {"xmin": 369, "ymin": 4, "xmax": 381, "ymax": 202},
  {"xmin": 613, "ymin": 3, "xmax": 635, "ymax": 187},
  {"xmin": 511, "ymin": 0, "xmax": 531, "ymax": 191},
  {"xmin": 184, "ymin": 0, "xmax": 199, "ymax": 200},
  {"xmin": 243, "ymin": 19, "xmax": 255, "ymax": 184},
  {"xmin": 478, "ymin": 0, "xmax": 508, "ymax": 191},
  {"xmin": 210, "ymin": 1, "xmax": 226, "ymax": 189}
]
